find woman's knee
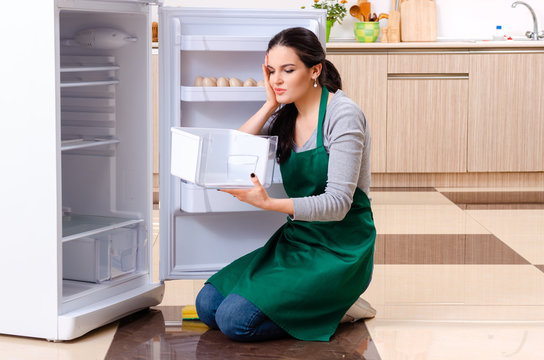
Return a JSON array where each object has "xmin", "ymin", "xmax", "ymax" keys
[
  {"xmin": 215, "ymin": 294, "xmax": 258, "ymax": 341},
  {"xmin": 195, "ymin": 284, "xmax": 224, "ymax": 329}
]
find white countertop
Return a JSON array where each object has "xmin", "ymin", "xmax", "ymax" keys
[{"xmin": 326, "ymin": 38, "xmax": 544, "ymax": 50}]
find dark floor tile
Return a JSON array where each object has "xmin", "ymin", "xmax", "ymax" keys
[
  {"xmin": 465, "ymin": 204, "xmax": 544, "ymax": 210},
  {"xmin": 106, "ymin": 308, "xmax": 381, "ymax": 360},
  {"xmin": 374, "ymin": 235, "xmax": 385, "ymax": 264},
  {"xmin": 370, "ymin": 187, "xmax": 436, "ymax": 192},
  {"xmin": 465, "ymin": 234, "xmax": 530, "ymax": 264},
  {"xmin": 440, "ymin": 191, "xmax": 544, "ymax": 209},
  {"xmin": 535, "ymin": 265, "xmax": 544, "ymax": 274},
  {"xmin": 379, "ymin": 234, "xmax": 530, "ymax": 265},
  {"xmin": 384, "ymin": 234, "xmax": 465, "ymax": 264}
]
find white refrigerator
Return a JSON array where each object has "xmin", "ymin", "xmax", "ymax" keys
[{"xmin": 0, "ymin": 0, "xmax": 325, "ymax": 341}]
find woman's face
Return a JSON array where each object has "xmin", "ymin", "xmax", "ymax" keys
[{"xmin": 266, "ymin": 45, "xmax": 320, "ymax": 104}]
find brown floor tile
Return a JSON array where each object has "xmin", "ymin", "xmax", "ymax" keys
[
  {"xmin": 441, "ymin": 191, "xmax": 544, "ymax": 209},
  {"xmin": 370, "ymin": 187, "xmax": 436, "ymax": 192},
  {"xmin": 374, "ymin": 235, "xmax": 385, "ymax": 264},
  {"xmin": 385, "ymin": 234, "xmax": 465, "ymax": 264},
  {"xmin": 379, "ymin": 234, "xmax": 530, "ymax": 265},
  {"xmin": 465, "ymin": 234, "xmax": 530, "ymax": 264},
  {"xmin": 106, "ymin": 308, "xmax": 381, "ymax": 360},
  {"xmin": 465, "ymin": 204, "xmax": 544, "ymax": 210},
  {"xmin": 535, "ymin": 265, "xmax": 544, "ymax": 274}
]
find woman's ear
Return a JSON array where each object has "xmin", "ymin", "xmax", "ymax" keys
[{"xmin": 312, "ymin": 63, "xmax": 323, "ymax": 79}]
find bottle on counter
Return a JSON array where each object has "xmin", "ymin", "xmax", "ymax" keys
[{"xmin": 493, "ymin": 25, "xmax": 505, "ymax": 41}]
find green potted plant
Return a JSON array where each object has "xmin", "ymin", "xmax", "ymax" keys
[{"xmin": 303, "ymin": 0, "xmax": 348, "ymax": 42}]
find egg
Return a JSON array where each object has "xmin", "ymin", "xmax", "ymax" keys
[
  {"xmin": 243, "ymin": 78, "xmax": 257, "ymax": 87},
  {"xmin": 229, "ymin": 77, "xmax": 243, "ymax": 87},
  {"xmin": 194, "ymin": 76, "xmax": 203, "ymax": 86},
  {"xmin": 257, "ymin": 80, "xmax": 265, "ymax": 87},
  {"xmin": 202, "ymin": 77, "xmax": 217, "ymax": 87},
  {"xmin": 217, "ymin": 77, "xmax": 230, "ymax": 87}
]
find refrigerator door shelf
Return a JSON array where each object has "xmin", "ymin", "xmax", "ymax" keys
[
  {"xmin": 61, "ymin": 137, "xmax": 120, "ymax": 151},
  {"xmin": 181, "ymin": 86, "xmax": 265, "ymax": 102},
  {"xmin": 180, "ymin": 35, "xmax": 270, "ymax": 52}
]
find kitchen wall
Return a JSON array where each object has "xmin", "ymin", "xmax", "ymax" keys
[{"xmin": 155, "ymin": 0, "xmax": 544, "ymax": 41}]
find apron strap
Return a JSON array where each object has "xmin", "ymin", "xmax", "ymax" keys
[{"xmin": 316, "ymin": 87, "xmax": 329, "ymax": 148}]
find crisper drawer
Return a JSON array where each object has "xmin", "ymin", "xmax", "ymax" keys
[
  {"xmin": 170, "ymin": 127, "xmax": 278, "ymax": 189},
  {"xmin": 388, "ymin": 53, "xmax": 469, "ymax": 74},
  {"xmin": 63, "ymin": 226, "xmax": 139, "ymax": 283}
]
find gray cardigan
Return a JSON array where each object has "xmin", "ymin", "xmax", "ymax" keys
[{"xmin": 268, "ymin": 89, "xmax": 372, "ymax": 222}]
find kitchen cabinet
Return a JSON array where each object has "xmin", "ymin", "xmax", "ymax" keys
[
  {"xmin": 327, "ymin": 54, "xmax": 387, "ymax": 172},
  {"xmin": 468, "ymin": 52, "xmax": 544, "ymax": 172},
  {"xmin": 386, "ymin": 53, "xmax": 469, "ymax": 173}
]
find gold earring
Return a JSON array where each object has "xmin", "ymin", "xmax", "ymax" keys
[{"xmin": 313, "ymin": 78, "xmax": 318, "ymax": 88}]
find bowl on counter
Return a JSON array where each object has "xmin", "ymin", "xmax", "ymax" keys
[{"xmin": 354, "ymin": 22, "xmax": 380, "ymax": 43}]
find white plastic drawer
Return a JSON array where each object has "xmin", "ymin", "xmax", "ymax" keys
[
  {"xmin": 170, "ymin": 127, "xmax": 277, "ymax": 189},
  {"xmin": 62, "ymin": 227, "xmax": 138, "ymax": 283}
]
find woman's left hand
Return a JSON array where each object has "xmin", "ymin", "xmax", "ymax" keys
[{"xmin": 220, "ymin": 173, "xmax": 270, "ymax": 210}]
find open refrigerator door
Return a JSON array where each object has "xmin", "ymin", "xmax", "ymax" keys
[{"xmin": 159, "ymin": 7, "xmax": 326, "ymax": 280}]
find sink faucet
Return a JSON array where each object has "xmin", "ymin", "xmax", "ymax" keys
[{"xmin": 512, "ymin": 1, "xmax": 544, "ymax": 40}]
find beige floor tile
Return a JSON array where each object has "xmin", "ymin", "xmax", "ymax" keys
[
  {"xmin": 0, "ymin": 322, "xmax": 117, "ymax": 360},
  {"xmin": 366, "ymin": 321, "xmax": 544, "ymax": 360},
  {"xmin": 360, "ymin": 265, "xmax": 385, "ymax": 307},
  {"xmin": 466, "ymin": 210, "xmax": 544, "ymax": 264},
  {"xmin": 375, "ymin": 304, "xmax": 544, "ymax": 321},
  {"xmin": 370, "ymin": 191, "xmax": 455, "ymax": 205},
  {"xmin": 159, "ymin": 280, "xmax": 201, "ymax": 306},
  {"xmin": 383, "ymin": 265, "xmax": 465, "ymax": 304},
  {"xmin": 464, "ymin": 265, "xmax": 544, "ymax": 305},
  {"xmin": 372, "ymin": 205, "xmax": 490, "ymax": 234}
]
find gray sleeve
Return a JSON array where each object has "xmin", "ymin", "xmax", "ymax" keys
[{"xmin": 291, "ymin": 100, "xmax": 367, "ymax": 222}]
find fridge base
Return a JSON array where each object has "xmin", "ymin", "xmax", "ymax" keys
[{"xmin": 56, "ymin": 282, "xmax": 164, "ymax": 341}]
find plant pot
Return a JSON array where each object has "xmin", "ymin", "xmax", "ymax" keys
[{"xmin": 326, "ymin": 20, "xmax": 333, "ymax": 42}]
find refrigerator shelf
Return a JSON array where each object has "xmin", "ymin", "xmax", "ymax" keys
[
  {"xmin": 62, "ymin": 214, "xmax": 143, "ymax": 243},
  {"xmin": 61, "ymin": 137, "xmax": 120, "ymax": 151},
  {"xmin": 180, "ymin": 35, "xmax": 269, "ymax": 51},
  {"xmin": 180, "ymin": 86, "xmax": 265, "ymax": 102},
  {"xmin": 60, "ymin": 80, "xmax": 120, "ymax": 88},
  {"xmin": 60, "ymin": 65, "xmax": 120, "ymax": 73},
  {"xmin": 62, "ymin": 272, "xmax": 146, "ymax": 304}
]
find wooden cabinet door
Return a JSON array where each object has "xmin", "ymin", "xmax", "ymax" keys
[
  {"xmin": 327, "ymin": 54, "xmax": 387, "ymax": 173},
  {"xmin": 468, "ymin": 53, "xmax": 544, "ymax": 171},
  {"xmin": 386, "ymin": 77, "xmax": 468, "ymax": 172}
]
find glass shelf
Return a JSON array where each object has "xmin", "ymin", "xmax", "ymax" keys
[
  {"xmin": 60, "ymin": 80, "xmax": 119, "ymax": 88},
  {"xmin": 60, "ymin": 65, "xmax": 120, "ymax": 73},
  {"xmin": 61, "ymin": 137, "xmax": 120, "ymax": 151},
  {"xmin": 62, "ymin": 214, "xmax": 143, "ymax": 242}
]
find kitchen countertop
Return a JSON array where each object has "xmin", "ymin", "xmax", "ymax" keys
[{"xmin": 326, "ymin": 39, "xmax": 544, "ymax": 50}]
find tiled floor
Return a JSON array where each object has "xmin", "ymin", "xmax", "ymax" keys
[{"xmin": 2, "ymin": 187, "xmax": 543, "ymax": 359}]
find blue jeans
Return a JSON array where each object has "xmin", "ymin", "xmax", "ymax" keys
[{"xmin": 195, "ymin": 283, "xmax": 289, "ymax": 342}]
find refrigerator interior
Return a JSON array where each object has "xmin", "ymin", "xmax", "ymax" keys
[
  {"xmin": 59, "ymin": 9, "xmax": 152, "ymax": 313},
  {"xmin": 160, "ymin": 8, "xmax": 325, "ymax": 280}
]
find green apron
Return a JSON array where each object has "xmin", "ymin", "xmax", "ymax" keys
[{"xmin": 208, "ymin": 87, "xmax": 376, "ymax": 341}]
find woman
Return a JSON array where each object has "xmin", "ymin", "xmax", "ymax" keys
[{"xmin": 195, "ymin": 27, "xmax": 376, "ymax": 342}]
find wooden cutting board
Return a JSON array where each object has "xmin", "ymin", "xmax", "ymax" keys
[{"xmin": 400, "ymin": 0, "xmax": 437, "ymax": 42}]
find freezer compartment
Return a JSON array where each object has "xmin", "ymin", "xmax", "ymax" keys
[
  {"xmin": 63, "ymin": 224, "xmax": 141, "ymax": 283},
  {"xmin": 170, "ymin": 127, "xmax": 277, "ymax": 189}
]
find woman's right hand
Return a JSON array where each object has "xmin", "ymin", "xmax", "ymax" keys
[{"xmin": 262, "ymin": 55, "xmax": 279, "ymax": 110}]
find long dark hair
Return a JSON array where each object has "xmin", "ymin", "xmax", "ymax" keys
[{"xmin": 267, "ymin": 27, "xmax": 342, "ymax": 164}]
